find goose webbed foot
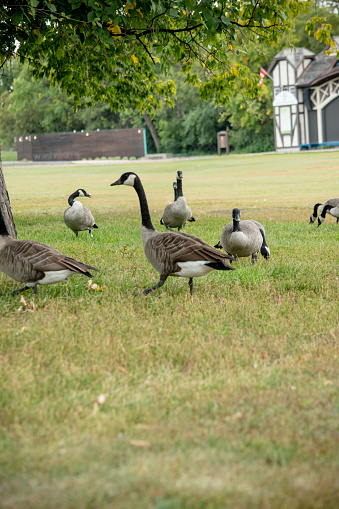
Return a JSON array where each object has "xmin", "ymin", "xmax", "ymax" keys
[
  {"xmin": 214, "ymin": 242, "xmax": 222, "ymax": 249},
  {"xmin": 166, "ymin": 227, "xmax": 175, "ymax": 232},
  {"xmin": 188, "ymin": 278, "xmax": 194, "ymax": 296}
]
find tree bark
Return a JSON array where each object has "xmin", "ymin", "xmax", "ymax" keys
[
  {"xmin": 0, "ymin": 152, "xmax": 17, "ymax": 238},
  {"xmin": 143, "ymin": 113, "xmax": 161, "ymax": 153}
]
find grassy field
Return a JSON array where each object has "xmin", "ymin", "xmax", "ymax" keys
[
  {"xmin": 1, "ymin": 150, "xmax": 18, "ymax": 162},
  {"xmin": 1, "ymin": 152, "xmax": 339, "ymax": 509}
]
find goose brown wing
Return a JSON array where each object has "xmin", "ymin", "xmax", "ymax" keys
[
  {"xmin": 7, "ymin": 240, "xmax": 97, "ymax": 275},
  {"xmin": 150, "ymin": 232, "xmax": 236, "ymax": 263}
]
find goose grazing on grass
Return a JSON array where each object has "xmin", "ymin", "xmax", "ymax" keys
[
  {"xmin": 160, "ymin": 171, "xmax": 195, "ymax": 231},
  {"xmin": 317, "ymin": 199, "xmax": 339, "ymax": 226},
  {"xmin": 309, "ymin": 198, "xmax": 339, "ymax": 224},
  {"xmin": 111, "ymin": 172, "xmax": 236, "ymax": 295},
  {"xmin": 214, "ymin": 208, "xmax": 270, "ymax": 265},
  {"xmin": 64, "ymin": 189, "xmax": 98, "ymax": 237},
  {"xmin": 0, "ymin": 207, "xmax": 98, "ymax": 296}
]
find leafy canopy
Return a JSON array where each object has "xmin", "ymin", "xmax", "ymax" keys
[{"xmin": 0, "ymin": 1, "xmax": 333, "ymax": 112}]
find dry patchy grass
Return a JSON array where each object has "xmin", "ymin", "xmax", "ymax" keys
[{"xmin": 0, "ymin": 152, "xmax": 339, "ymax": 509}]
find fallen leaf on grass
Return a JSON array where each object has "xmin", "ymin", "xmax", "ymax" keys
[
  {"xmin": 18, "ymin": 296, "xmax": 36, "ymax": 313},
  {"xmin": 129, "ymin": 439, "xmax": 151, "ymax": 448}
]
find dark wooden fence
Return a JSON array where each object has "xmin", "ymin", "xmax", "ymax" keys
[{"xmin": 15, "ymin": 128, "xmax": 147, "ymax": 161}]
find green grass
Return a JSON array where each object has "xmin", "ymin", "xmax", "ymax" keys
[
  {"xmin": 1, "ymin": 150, "xmax": 18, "ymax": 161},
  {"xmin": 1, "ymin": 152, "xmax": 339, "ymax": 509}
]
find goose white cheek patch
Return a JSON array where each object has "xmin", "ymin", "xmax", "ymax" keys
[{"xmin": 124, "ymin": 174, "xmax": 137, "ymax": 187}]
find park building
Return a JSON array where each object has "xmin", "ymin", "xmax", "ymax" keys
[{"xmin": 268, "ymin": 36, "xmax": 339, "ymax": 152}]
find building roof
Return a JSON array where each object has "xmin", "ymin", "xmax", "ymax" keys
[
  {"xmin": 297, "ymin": 49, "xmax": 337, "ymax": 87},
  {"xmin": 268, "ymin": 47, "xmax": 314, "ymax": 73},
  {"xmin": 268, "ymin": 39, "xmax": 339, "ymax": 88}
]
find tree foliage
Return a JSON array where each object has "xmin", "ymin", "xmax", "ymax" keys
[{"xmin": 0, "ymin": 0, "xmax": 313, "ymax": 113}]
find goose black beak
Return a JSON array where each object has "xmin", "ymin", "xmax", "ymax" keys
[
  {"xmin": 86, "ymin": 193, "xmax": 92, "ymax": 198},
  {"xmin": 111, "ymin": 179, "xmax": 122, "ymax": 186}
]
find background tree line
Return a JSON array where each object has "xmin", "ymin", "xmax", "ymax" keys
[{"xmin": 1, "ymin": 2, "xmax": 338, "ymax": 156}]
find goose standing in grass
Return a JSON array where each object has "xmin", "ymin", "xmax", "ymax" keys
[
  {"xmin": 309, "ymin": 198, "xmax": 339, "ymax": 224},
  {"xmin": 111, "ymin": 172, "xmax": 236, "ymax": 295},
  {"xmin": 160, "ymin": 182, "xmax": 177, "ymax": 227},
  {"xmin": 160, "ymin": 171, "xmax": 195, "ymax": 231},
  {"xmin": 317, "ymin": 199, "xmax": 339, "ymax": 226},
  {"xmin": 64, "ymin": 189, "xmax": 98, "ymax": 237},
  {"xmin": 0, "ymin": 208, "xmax": 98, "ymax": 296},
  {"xmin": 214, "ymin": 208, "xmax": 270, "ymax": 264}
]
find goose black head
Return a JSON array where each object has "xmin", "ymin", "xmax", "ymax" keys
[
  {"xmin": 317, "ymin": 216, "xmax": 324, "ymax": 227},
  {"xmin": 111, "ymin": 172, "xmax": 138, "ymax": 187},
  {"xmin": 77, "ymin": 189, "xmax": 92, "ymax": 198},
  {"xmin": 177, "ymin": 170, "xmax": 183, "ymax": 180},
  {"xmin": 232, "ymin": 208, "xmax": 241, "ymax": 221}
]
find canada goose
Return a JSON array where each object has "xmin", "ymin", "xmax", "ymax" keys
[
  {"xmin": 111, "ymin": 172, "xmax": 236, "ymax": 295},
  {"xmin": 64, "ymin": 189, "xmax": 98, "ymax": 237},
  {"xmin": 160, "ymin": 171, "xmax": 194, "ymax": 231},
  {"xmin": 172, "ymin": 181, "xmax": 195, "ymax": 223},
  {"xmin": 317, "ymin": 199, "xmax": 339, "ymax": 226},
  {"xmin": 214, "ymin": 208, "xmax": 270, "ymax": 264},
  {"xmin": 160, "ymin": 182, "xmax": 177, "ymax": 227},
  {"xmin": 309, "ymin": 198, "xmax": 339, "ymax": 224},
  {"xmin": 0, "ymin": 207, "xmax": 98, "ymax": 296}
]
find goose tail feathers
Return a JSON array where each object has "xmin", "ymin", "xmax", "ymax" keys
[
  {"xmin": 63, "ymin": 257, "xmax": 99, "ymax": 276},
  {"xmin": 206, "ymin": 260, "xmax": 235, "ymax": 271}
]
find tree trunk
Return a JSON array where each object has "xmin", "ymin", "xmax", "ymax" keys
[
  {"xmin": 0, "ymin": 152, "xmax": 17, "ymax": 238},
  {"xmin": 143, "ymin": 113, "xmax": 161, "ymax": 153}
]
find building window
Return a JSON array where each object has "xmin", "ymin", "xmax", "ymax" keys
[
  {"xmin": 289, "ymin": 86, "xmax": 296, "ymax": 96},
  {"xmin": 274, "ymin": 87, "xmax": 280, "ymax": 96}
]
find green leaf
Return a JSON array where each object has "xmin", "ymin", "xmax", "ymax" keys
[
  {"xmin": 206, "ymin": 18, "xmax": 220, "ymax": 31},
  {"xmin": 11, "ymin": 10, "xmax": 23, "ymax": 25},
  {"xmin": 87, "ymin": 11, "xmax": 96, "ymax": 22}
]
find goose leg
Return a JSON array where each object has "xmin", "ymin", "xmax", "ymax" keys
[
  {"xmin": 10, "ymin": 285, "xmax": 36, "ymax": 296},
  {"xmin": 75, "ymin": 231, "xmax": 79, "ymax": 238},
  {"xmin": 143, "ymin": 275, "xmax": 168, "ymax": 295},
  {"xmin": 251, "ymin": 252, "xmax": 258, "ymax": 265},
  {"xmin": 89, "ymin": 229, "xmax": 93, "ymax": 237},
  {"xmin": 166, "ymin": 227, "xmax": 175, "ymax": 232},
  {"xmin": 337, "ymin": 218, "xmax": 339, "ymax": 224},
  {"xmin": 188, "ymin": 278, "xmax": 194, "ymax": 296}
]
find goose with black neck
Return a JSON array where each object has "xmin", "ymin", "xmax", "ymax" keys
[
  {"xmin": 215, "ymin": 208, "xmax": 270, "ymax": 264},
  {"xmin": 111, "ymin": 172, "xmax": 236, "ymax": 296},
  {"xmin": 160, "ymin": 171, "xmax": 195, "ymax": 231},
  {"xmin": 64, "ymin": 188, "xmax": 98, "ymax": 237}
]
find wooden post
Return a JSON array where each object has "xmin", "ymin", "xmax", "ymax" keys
[{"xmin": 0, "ymin": 152, "xmax": 17, "ymax": 238}]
